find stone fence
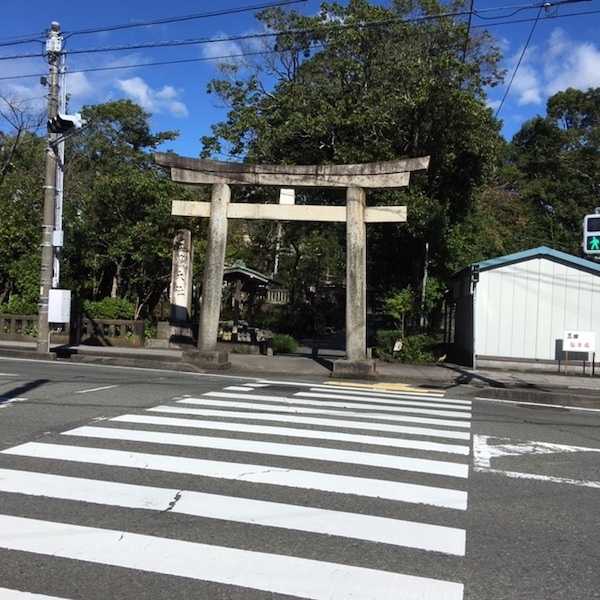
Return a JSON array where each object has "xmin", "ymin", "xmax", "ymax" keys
[
  {"xmin": 0, "ymin": 314, "xmax": 143, "ymax": 347},
  {"xmin": 79, "ymin": 318, "xmax": 145, "ymax": 347}
]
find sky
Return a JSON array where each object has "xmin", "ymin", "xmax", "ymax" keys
[{"xmin": 1, "ymin": 0, "xmax": 600, "ymax": 157}]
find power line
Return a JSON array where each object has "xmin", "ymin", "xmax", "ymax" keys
[
  {"xmin": 0, "ymin": 0, "xmax": 587, "ymax": 63},
  {"xmin": 0, "ymin": 2, "xmax": 596, "ymax": 79},
  {"xmin": 0, "ymin": 0, "xmax": 308, "ymax": 48},
  {"xmin": 495, "ymin": 5, "xmax": 544, "ymax": 118},
  {"xmin": 0, "ymin": 49, "xmax": 280, "ymax": 82},
  {"xmin": 63, "ymin": 0, "xmax": 308, "ymax": 38}
]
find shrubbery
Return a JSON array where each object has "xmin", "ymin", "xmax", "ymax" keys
[
  {"xmin": 82, "ymin": 298, "xmax": 135, "ymax": 320},
  {"xmin": 272, "ymin": 333, "xmax": 299, "ymax": 354},
  {"xmin": 375, "ymin": 330, "xmax": 439, "ymax": 363},
  {"xmin": 0, "ymin": 296, "xmax": 38, "ymax": 315}
]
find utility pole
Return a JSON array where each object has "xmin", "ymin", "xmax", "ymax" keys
[{"xmin": 37, "ymin": 22, "xmax": 62, "ymax": 354}]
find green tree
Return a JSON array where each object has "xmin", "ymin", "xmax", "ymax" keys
[{"xmin": 201, "ymin": 0, "xmax": 505, "ymax": 326}]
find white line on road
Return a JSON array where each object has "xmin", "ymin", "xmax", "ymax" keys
[
  {"xmin": 62, "ymin": 426, "xmax": 469, "ymax": 478},
  {"xmin": 149, "ymin": 405, "xmax": 472, "ymax": 440},
  {"xmin": 111, "ymin": 413, "xmax": 470, "ymax": 455},
  {"xmin": 223, "ymin": 386, "xmax": 255, "ymax": 392},
  {"xmin": 0, "ymin": 516, "xmax": 464, "ymax": 600},
  {"xmin": 0, "ymin": 397, "xmax": 27, "ymax": 408},
  {"xmin": 0, "ymin": 589, "xmax": 73, "ymax": 599},
  {"xmin": 474, "ymin": 466, "xmax": 600, "ymax": 488},
  {"xmin": 306, "ymin": 386, "xmax": 469, "ymax": 404},
  {"xmin": 183, "ymin": 395, "xmax": 471, "ymax": 429},
  {"xmin": 75, "ymin": 385, "xmax": 118, "ymax": 395},
  {"xmin": 206, "ymin": 388, "xmax": 471, "ymax": 419},
  {"xmin": 0, "ymin": 468, "xmax": 466, "ymax": 555},
  {"xmin": 301, "ymin": 390, "xmax": 471, "ymax": 410},
  {"xmin": 2, "ymin": 443, "xmax": 468, "ymax": 509},
  {"xmin": 474, "ymin": 396, "xmax": 600, "ymax": 413},
  {"xmin": 0, "ymin": 373, "xmax": 18, "ymax": 376}
]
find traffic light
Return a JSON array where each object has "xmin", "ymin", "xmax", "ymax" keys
[
  {"xmin": 583, "ymin": 214, "xmax": 600, "ymax": 255},
  {"xmin": 48, "ymin": 111, "xmax": 83, "ymax": 135}
]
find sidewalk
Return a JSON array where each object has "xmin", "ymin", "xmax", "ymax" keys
[{"xmin": 2, "ymin": 340, "xmax": 600, "ymax": 393}]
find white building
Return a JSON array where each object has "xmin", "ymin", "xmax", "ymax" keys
[{"xmin": 448, "ymin": 246, "xmax": 600, "ymax": 368}]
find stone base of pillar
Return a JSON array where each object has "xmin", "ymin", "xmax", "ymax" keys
[
  {"xmin": 183, "ymin": 350, "xmax": 230, "ymax": 370},
  {"xmin": 331, "ymin": 359, "xmax": 377, "ymax": 380}
]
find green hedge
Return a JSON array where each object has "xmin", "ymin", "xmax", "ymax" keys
[
  {"xmin": 272, "ymin": 334, "xmax": 299, "ymax": 354},
  {"xmin": 82, "ymin": 298, "xmax": 135, "ymax": 320},
  {"xmin": 0, "ymin": 296, "xmax": 38, "ymax": 315},
  {"xmin": 375, "ymin": 330, "xmax": 438, "ymax": 363}
]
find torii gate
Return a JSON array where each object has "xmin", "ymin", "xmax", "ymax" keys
[{"xmin": 155, "ymin": 153, "xmax": 429, "ymax": 377}]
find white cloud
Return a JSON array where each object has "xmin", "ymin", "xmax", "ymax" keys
[
  {"xmin": 491, "ymin": 28, "xmax": 600, "ymax": 109},
  {"xmin": 201, "ymin": 34, "xmax": 244, "ymax": 62},
  {"xmin": 116, "ymin": 76, "xmax": 188, "ymax": 117}
]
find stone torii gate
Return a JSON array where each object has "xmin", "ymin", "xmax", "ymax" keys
[{"xmin": 155, "ymin": 153, "xmax": 429, "ymax": 377}]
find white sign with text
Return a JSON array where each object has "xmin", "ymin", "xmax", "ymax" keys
[{"xmin": 563, "ymin": 330, "xmax": 596, "ymax": 353}]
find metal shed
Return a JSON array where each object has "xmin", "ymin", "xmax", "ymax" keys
[{"xmin": 448, "ymin": 246, "xmax": 600, "ymax": 368}]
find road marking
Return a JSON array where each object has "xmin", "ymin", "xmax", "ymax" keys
[
  {"xmin": 223, "ymin": 386, "xmax": 255, "ymax": 392},
  {"xmin": 111, "ymin": 413, "xmax": 470, "ymax": 455},
  {"xmin": 75, "ymin": 385, "xmax": 118, "ymax": 395},
  {"xmin": 321, "ymin": 381, "xmax": 445, "ymax": 395},
  {"xmin": 291, "ymin": 393, "xmax": 472, "ymax": 416},
  {"xmin": 2, "ymin": 443, "xmax": 468, "ymax": 509},
  {"xmin": 474, "ymin": 396, "xmax": 600, "ymax": 413},
  {"xmin": 473, "ymin": 434, "xmax": 600, "ymax": 487},
  {"xmin": 303, "ymin": 389, "xmax": 471, "ymax": 409},
  {"xmin": 0, "ymin": 468, "xmax": 465, "ymax": 555},
  {"xmin": 0, "ymin": 397, "xmax": 27, "ymax": 408},
  {"xmin": 0, "ymin": 589, "xmax": 73, "ymax": 599},
  {"xmin": 0, "ymin": 373, "xmax": 18, "ymax": 376},
  {"xmin": 183, "ymin": 395, "xmax": 471, "ymax": 429},
  {"xmin": 245, "ymin": 383, "xmax": 270, "ymax": 387},
  {"xmin": 62, "ymin": 425, "xmax": 469, "ymax": 478},
  {"xmin": 308, "ymin": 386, "xmax": 470, "ymax": 405},
  {"xmin": 0, "ymin": 516, "xmax": 464, "ymax": 600},
  {"xmin": 149, "ymin": 405, "xmax": 472, "ymax": 440},
  {"xmin": 209, "ymin": 391, "xmax": 471, "ymax": 417}
]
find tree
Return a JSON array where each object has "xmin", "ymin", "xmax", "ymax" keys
[
  {"xmin": 508, "ymin": 87, "xmax": 600, "ymax": 255},
  {"xmin": 201, "ymin": 0, "xmax": 505, "ymax": 328}
]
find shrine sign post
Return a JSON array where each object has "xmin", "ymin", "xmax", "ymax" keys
[{"xmin": 155, "ymin": 153, "xmax": 429, "ymax": 378}]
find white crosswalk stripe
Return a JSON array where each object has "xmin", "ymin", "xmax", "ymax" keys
[{"xmin": 0, "ymin": 379, "xmax": 471, "ymax": 599}]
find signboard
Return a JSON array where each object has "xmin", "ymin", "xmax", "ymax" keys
[
  {"xmin": 563, "ymin": 330, "xmax": 596, "ymax": 353},
  {"xmin": 48, "ymin": 289, "xmax": 71, "ymax": 323}
]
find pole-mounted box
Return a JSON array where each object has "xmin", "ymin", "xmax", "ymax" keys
[{"xmin": 48, "ymin": 289, "xmax": 71, "ymax": 323}]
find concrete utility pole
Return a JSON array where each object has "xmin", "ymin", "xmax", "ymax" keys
[{"xmin": 37, "ymin": 22, "xmax": 62, "ymax": 354}]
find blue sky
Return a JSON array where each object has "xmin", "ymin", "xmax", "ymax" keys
[{"xmin": 1, "ymin": 0, "xmax": 600, "ymax": 157}]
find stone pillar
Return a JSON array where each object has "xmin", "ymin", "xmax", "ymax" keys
[
  {"xmin": 346, "ymin": 186, "xmax": 367, "ymax": 361},
  {"xmin": 333, "ymin": 186, "xmax": 376, "ymax": 378},
  {"xmin": 170, "ymin": 229, "xmax": 193, "ymax": 322},
  {"xmin": 197, "ymin": 183, "xmax": 231, "ymax": 361}
]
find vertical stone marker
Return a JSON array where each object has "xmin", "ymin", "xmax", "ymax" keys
[{"xmin": 170, "ymin": 229, "xmax": 193, "ymax": 322}]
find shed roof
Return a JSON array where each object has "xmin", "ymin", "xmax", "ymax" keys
[{"xmin": 475, "ymin": 246, "xmax": 600, "ymax": 275}]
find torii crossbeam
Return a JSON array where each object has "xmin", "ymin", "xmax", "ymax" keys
[{"xmin": 155, "ymin": 152, "xmax": 429, "ymax": 377}]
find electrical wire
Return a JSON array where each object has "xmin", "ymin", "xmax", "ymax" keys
[
  {"xmin": 0, "ymin": 0, "xmax": 308, "ymax": 48},
  {"xmin": 0, "ymin": 0, "xmax": 588, "ymax": 63},
  {"xmin": 1, "ymin": 3, "xmax": 599, "ymax": 84},
  {"xmin": 495, "ymin": 5, "xmax": 544, "ymax": 118},
  {"xmin": 0, "ymin": 49, "xmax": 279, "ymax": 82},
  {"xmin": 62, "ymin": 0, "xmax": 308, "ymax": 38}
]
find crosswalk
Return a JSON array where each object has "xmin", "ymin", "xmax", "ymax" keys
[{"xmin": 0, "ymin": 379, "xmax": 472, "ymax": 599}]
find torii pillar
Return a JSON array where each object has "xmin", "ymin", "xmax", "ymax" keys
[{"xmin": 155, "ymin": 153, "xmax": 429, "ymax": 377}]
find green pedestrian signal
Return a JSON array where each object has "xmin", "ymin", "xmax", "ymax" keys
[{"xmin": 587, "ymin": 236, "xmax": 600, "ymax": 252}]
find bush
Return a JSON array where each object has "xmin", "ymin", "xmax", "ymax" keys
[
  {"xmin": 82, "ymin": 297, "xmax": 135, "ymax": 320},
  {"xmin": 0, "ymin": 296, "xmax": 38, "ymax": 315},
  {"xmin": 375, "ymin": 330, "xmax": 438, "ymax": 364},
  {"xmin": 272, "ymin": 333, "xmax": 299, "ymax": 354}
]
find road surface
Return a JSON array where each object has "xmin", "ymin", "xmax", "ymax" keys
[{"xmin": 0, "ymin": 358, "xmax": 598, "ymax": 599}]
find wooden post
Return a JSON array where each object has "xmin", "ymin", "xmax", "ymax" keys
[{"xmin": 198, "ymin": 183, "xmax": 230, "ymax": 354}]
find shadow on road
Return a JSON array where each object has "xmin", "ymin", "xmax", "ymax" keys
[{"xmin": 0, "ymin": 379, "xmax": 50, "ymax": 403}]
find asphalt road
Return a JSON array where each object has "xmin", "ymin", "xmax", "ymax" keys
[{"xmin": 0, "ymin": 357, "xmax": 599, "ymax": 600}]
